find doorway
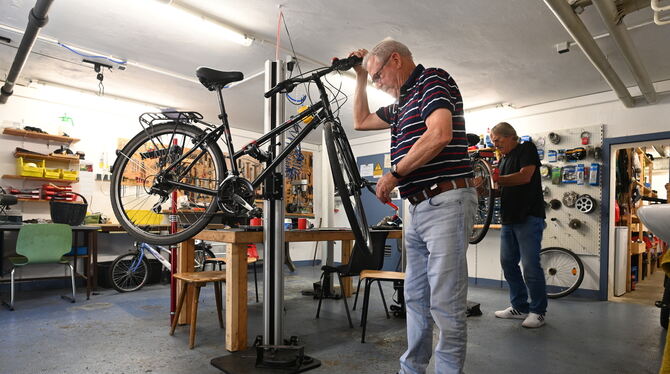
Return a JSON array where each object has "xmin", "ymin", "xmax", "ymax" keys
[{"xmin": 606, "ymin": 138, "xmax": 670, "ymax": 306}]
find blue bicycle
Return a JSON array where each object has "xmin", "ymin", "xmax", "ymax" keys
[{"xmin": 109, "ymin": 242, "xmax": 214, "ymax": 292}]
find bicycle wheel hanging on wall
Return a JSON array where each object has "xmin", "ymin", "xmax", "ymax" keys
[
  {"xmin": 470, "ymin": 159, "xmax": 494, "ymax": 244},
  {"xmin": 540, "ymin": 247, "xmax": 584, "ymax": 298},
  {"xmin": 110, "ymin": 123, "xmax": 226, "ymax": 245},
  {"xmin": 324, "ymin": 121, "xmax": 373, "ymax": 254}
]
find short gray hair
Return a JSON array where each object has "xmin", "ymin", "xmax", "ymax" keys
[
  {"xmin": 490, "ymin": 122, "xmax": 519, "ymax": 141},
  {"xmin": 363, "ymin": 37, "xmax": 413, "ymax": 69}
]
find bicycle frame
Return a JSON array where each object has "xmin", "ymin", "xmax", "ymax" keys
[
  {"xmin": 143, "ymin": 77, "xmax": 335, "ymax": 198},
  {"xmin": 131, "ymin": 242, "xmax": 172, "ymax": 272}
]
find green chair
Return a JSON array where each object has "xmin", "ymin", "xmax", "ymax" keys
[{"xmin": 3, "ymin": 224, "xmax": 75, "ymax": 311}]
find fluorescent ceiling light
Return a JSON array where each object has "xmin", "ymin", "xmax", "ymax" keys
[{"xmin": 157, "ymin": 0, "xmax": 253, "ymax": 47}]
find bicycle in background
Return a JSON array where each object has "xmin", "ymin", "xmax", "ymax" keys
[{"xmin": 109, "ymin": 241, "xmax": 214, "ymax": 292}]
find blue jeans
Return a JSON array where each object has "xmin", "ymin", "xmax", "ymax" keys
[
  {"xmin": 500, "ymin": 215, "xmax": 547, "ymax": 315},
  {"xmin": 399, "ymin": 187, "xmax": 477, "ymax": 374}
]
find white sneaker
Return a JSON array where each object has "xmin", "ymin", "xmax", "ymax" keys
[
  {"xmin": 522, "ymin": 313, "xmax": 546, "ymax": 328},
  {"xmin": 494, "ymin": 307, "xmax": 528, "ymax": 319}
]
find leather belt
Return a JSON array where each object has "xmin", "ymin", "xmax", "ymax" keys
[{"xmin": 407, "ymin": 178, "xmax": 474, "ymax": 205}]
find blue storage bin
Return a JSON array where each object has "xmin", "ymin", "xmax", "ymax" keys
[{"xmin": 67, "ymin": 246, "xmax": 88, "ymax": 256}]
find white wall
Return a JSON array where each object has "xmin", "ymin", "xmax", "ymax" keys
[
  {"xmin": 348, "ymin": 81, "xmax": 670, "ymax": 294},
  {"xmin": 0, "ymin": 83, "xmax": 323, "ymax": 264}
]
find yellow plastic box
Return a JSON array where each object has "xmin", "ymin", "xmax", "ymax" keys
[
  {"xmin": 126, "ymin": 210, "xmax": 163, "ymax": 225},
  {"xmin": 16, "ymin": 157, "xmax": 45, "ymax": 177},
  {"xmin": 44, "ymin": 168, "xmax": 62, "ymax": 179},
  {"xmin": 60, "ymin": 169, "xmax": 79, "ymax": 181}
]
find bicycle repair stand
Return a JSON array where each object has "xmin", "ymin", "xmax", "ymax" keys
[{"xmin": 211, "ymin": 60, "xmax": 320, "ymax": 373}]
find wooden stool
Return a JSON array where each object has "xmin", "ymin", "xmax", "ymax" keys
[
  {"xmin": 358, "ymin": 270, "xmax": 405, "ymax": 343},
  {"xmin": 170, "ymin": 271, "xmax": 226, "ymax": 349},
  {"xmin": 206, "ymin": 256, "xmax": 260, "ymax": 302}
]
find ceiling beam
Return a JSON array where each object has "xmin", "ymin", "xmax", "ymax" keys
[{"xmin": 544, "ymin": 0, "xmax": 635, "ymax": 107}]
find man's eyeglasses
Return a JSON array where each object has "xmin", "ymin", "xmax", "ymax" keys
[{"xmin": 371, "ymin": 55, "xmax": 392, "ymax": 83}]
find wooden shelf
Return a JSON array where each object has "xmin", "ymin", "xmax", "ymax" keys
[
  {"xmin": 3, "ymin": 128, "xmax": 79, "ymax": 143},
  {"xmin": 17, "ymin": 198, "xmax": 48, "ymax": 203},
  {"xmin": 2, "ymin": 174, "xmax": 78, "ymax": 183},
  {"xmin": 14, "ymin": 151, "xmax": 80, "ymax": 163},
  {"xmin": 634, "ymin": 180, "xmax": 656, "ymax": 196}
]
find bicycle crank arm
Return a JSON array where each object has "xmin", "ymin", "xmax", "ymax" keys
[{"xmin": 232, "ymin": 194, "xmax": 255, "ymax": 212}]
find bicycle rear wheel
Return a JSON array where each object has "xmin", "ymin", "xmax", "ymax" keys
[
  {"xmin": 110, "ymin": 123, "xmax": 225, "ymax": 245},
  {"xmin": 324, "ymin": 121, "xmax": 372, "ymax": 254},
  {"xmin": 194, "ymin": 246, "xmax": 215, "ymax": 271},
  {"xmin": 540, "ymin": 247, "xmax": 584, "ymax": 298},
  {"xmin": 110, "ymin": 252, "xmax": 149, "ymax": 292},
  {"xmin": 469, "ymin": 159, "xmax": 494, "ymax": 244}
]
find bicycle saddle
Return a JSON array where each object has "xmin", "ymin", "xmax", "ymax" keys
[{"xmin": 196, "ymin": 67, "xmax": 244, "ymax": 91}]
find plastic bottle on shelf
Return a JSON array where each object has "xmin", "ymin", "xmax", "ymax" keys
[{"xmin": 485, "ymin": 128, "xmax": 493, "ymax": 148}]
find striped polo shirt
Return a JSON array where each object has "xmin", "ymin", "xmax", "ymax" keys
[{"xmin": 376, "ymin": 64, "xmax": 473, "ymax": 198}]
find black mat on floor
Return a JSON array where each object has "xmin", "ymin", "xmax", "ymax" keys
[{"xmin": 211, "ymin": 348, "xmax": 321, "ymax": 373}]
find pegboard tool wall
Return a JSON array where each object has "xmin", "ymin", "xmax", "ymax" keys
[{"xmin": 529, "ymin": 124, "xmax": 604, "ymax": 256}]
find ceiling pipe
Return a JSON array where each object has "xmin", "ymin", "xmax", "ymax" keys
[
  {"xmin": 544, "ymin": 0, "xmax": 635, "ymax": 107},
  {"xmin": 0, "ymin": 0, "xmax": 54, "ymax": 104},
  {"xmin": 592, "ymin": 0, "xmax": 657, "ymax": 104},
  {"xmin": 572, "ymin": 0, "xmax": 650, "ymax": 14}
]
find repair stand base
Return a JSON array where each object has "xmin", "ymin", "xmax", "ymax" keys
[{"xmin": 211, "ymin": 348, "xmax": 321, "ymax": 373}]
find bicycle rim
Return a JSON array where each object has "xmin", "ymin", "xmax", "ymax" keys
[
  {"xmin": 110, "ymin": 253, "xmax": 149, "ymax": 292},
  {"xmin": 324, "ymin": 121, "xmax": 372, "ymax": 254},
  {"xmin": 194, "ymin": 247, "xmax": 215, "ymax": 272},
  {"xmin": 540, "ymin": 247, "xmax": 584, "ymax": 298},
  {"xmin": 469, "ymin": 159, "xmax": 494, "ymax": 244},
  {"xmin": 110, "ymin": 123, "xmax": 225, "ymax": 245}
]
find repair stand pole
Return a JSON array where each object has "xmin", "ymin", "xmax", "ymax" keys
[{"xmin": 211, "ymin": 60, "xmax": 320, "ymax": 373}]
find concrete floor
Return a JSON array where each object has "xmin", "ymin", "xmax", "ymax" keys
[{"xmin": 0, "ymin": 265, "xmax": 665, "ymax": 374}]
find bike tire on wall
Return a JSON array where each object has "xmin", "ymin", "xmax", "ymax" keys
[
  {"xmin": 110, "ymin": 123, "xmax": 226, "ymax": 245},
  {"xmin": 324, "ymin": 121, "xmax": 373, "ymax": 254},
  {"xmin": 540, "ymin": 247, "xmax": 585, "ymax": 298}
]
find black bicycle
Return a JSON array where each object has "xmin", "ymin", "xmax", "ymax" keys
[
  {"xmin": 110, "ymin": 56, "xmax": 373, "ymax": 253},
  {"xmin": 467, "ymin": 134, "xmax": 496, "ymax": 244}
]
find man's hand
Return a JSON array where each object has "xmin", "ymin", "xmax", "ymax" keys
[
  {"xmin": 349, "ymin": 49, "xmax": 368, "ymax": 76},
  {"xmin": 376, "ymin": 173, "xmax": 399, "ymax": 204}
]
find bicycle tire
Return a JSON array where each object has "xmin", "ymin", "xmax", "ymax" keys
[
  {"xmin": 110, "ymin": 252, "xmax": 149, "ymax": 292},
  {"xmin": 469, "ymin": 159, "xmax": 494, "ymax": 244},
  {"xmin": 540, "ymin": 247, "xmax": 584, "ymax": 298},
  {"xmin": 324, "ymin": 121, "xmax": 373, "ymax": 254},
  {"xmin": 194, "ymin": 247, "xmax": 215, "ymax": 272},
  {"xmin": 661, "ymin": 282, "xmax": 670, "ymax": 329},
  {"xmin": 110, "ymin": 123, "xmax": 225, "ymax": 245}
]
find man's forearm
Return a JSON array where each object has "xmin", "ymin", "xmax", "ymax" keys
[
  {"xmin": 353, "ymin": 75, "xmax": 371, "ymax": 130},
  {"xmin": 498, "ymin": 168, "xmax": 534, "ymax": 187}
]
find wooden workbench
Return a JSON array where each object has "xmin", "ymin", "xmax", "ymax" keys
[{"xmin": 178, "ymin": 228, "xmax": 402, "ymax": 352}]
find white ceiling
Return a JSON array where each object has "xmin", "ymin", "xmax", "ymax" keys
[{"xmin": 1, "ymin": 0, "xmax": 670, "ymax": 144}]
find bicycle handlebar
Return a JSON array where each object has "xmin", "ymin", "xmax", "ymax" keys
[{"xmin": 264, "ymin": 55, "xmax": 362, "ymax": 98}]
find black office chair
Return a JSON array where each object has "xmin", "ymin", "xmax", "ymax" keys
[{"xmin": 315, "ymin": 230, "xmax": 389, "ymax": 328}]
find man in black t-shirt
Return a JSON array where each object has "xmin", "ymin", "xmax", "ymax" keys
[{"xmin": 490, "ymin": 122, "xmax": 547, "ymax": 328}]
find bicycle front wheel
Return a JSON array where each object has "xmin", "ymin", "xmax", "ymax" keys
[
  {"xmin": 110, "ymin": 123, "xmax": 225, "ymax": 245},
  {"xmin": 469, "ymin": 159, "xmax": 494, "ymax": 244},
  {"xmin": 540, "ymin": 247, "xmax": 584, "ymax": 298},
  {"xmin": 110, "ymin": 252, "xmax": 149, "ymax": 292},
  {"xmin": 324, "ymin": 121, "xmax": 372, "ymax": 254}
]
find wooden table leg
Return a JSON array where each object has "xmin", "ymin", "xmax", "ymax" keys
[
  {"xmin": 341, "ymin": 239, "xmax": 353, "ymax": 297},
  {"xmin": 177, "ymin": 239, "xmax": 195, "ymax": 325},
  {"xmin": 226, "ymin": 243, "xmax": 248, "ymax": 352}
]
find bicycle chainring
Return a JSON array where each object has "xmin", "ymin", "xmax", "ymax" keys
[{"xmin": 217, "ymin": 176, "xmax": 255, "ymax": 215}]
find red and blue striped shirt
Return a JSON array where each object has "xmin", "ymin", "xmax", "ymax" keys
[{"xmin": 376, "ymin": 65, "xmax": 473, "ymax": 198}]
